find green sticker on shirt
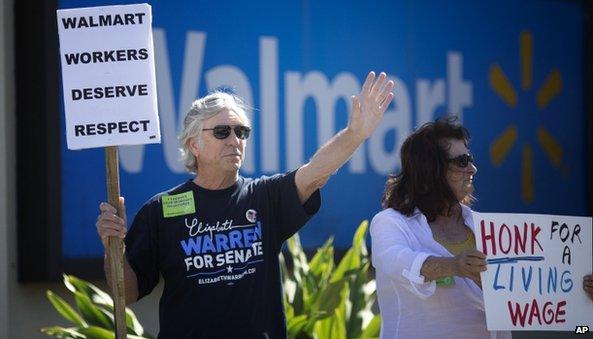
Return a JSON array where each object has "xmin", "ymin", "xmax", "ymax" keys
[
  {"xmin": 436, "ymin": 276, "xmax": 455, "ymax": 287},
  {"xmin": 162, "ymin": 191, "xmax": 196, "ymax": 218}
]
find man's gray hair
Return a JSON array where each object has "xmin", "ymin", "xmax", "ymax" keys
[{"xmin": 179, "ymin": 91, "xmax": 250, "ymax": 173}]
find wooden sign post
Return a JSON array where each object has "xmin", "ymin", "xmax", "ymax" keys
[
  {"xmin": 106, "ymin": 146, "xmax": 126, "ymax": 338},
  {"xmin": 57, "ymin": 4, "xmax": 161, "ymax": 338}
]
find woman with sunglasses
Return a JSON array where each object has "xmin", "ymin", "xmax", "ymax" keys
[{"xmin": 370, "ymin": 117, "xmax": 511, "ymax": 339}]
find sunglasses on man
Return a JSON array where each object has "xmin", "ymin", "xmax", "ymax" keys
[
  {"xmin": 447, "ymin": 153, "xmax": 474, "ymax": 168},
  {"xmin": 202, "ymin": 125, "xmax": 251, "ymax": 140}
]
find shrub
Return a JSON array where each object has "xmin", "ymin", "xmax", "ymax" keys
[
  {"xmin": 41, "ymin": 274, "xmax": 153, "ymax": 339},
  {"xmin": 281, "ymin": 221, "xmax": 380, "ymax": 339}
]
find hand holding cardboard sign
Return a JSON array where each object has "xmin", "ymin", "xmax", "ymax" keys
[
  {"xmin": 96, "ymin": 198, "xmax": 127, "ymax": 248},
  {"xmin": 453, "ymin": 249, "xmax": 487, "ymax": 282},
  {"xmin": 584, "ymin": 274, "xmax": 593, "ymax": 301}
]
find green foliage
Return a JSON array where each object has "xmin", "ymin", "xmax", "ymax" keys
[
  {"xmin": 41, "ymin": 274, "xmax": 154, "ymax": 339},
  {"xmin": 281, "ymin": 221, "xmax": 380, "ymax": 339}
]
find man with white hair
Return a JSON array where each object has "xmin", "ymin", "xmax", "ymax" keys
[{"xmin": 96, "ymin": 71, "xmax": 394, "ymax": 338}]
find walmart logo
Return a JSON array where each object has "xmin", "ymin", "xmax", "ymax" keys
[{"xmin": 489, "ymin": 31, "xmax": 565, "ymax": 204}]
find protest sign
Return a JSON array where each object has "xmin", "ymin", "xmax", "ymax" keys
[
  {"xmin": 57, "ymin": 3, "xmax": 160, "ymax": 150},
  {"xmin": 57, "ymin": 4, "xmax": 160, "ymax": 338},
  {"xmin": 475, "ymin": 212, "xmax": 592, "ymax": 331}
]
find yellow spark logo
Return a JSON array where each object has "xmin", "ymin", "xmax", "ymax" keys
[{"xmin": 489, "ymin": 30, "xmax": 564, "ymax": 203}]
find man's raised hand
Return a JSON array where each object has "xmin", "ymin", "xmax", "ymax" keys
[{"xmin": 348, "ymin": 71, "xmax": 395, "ymax": 140}]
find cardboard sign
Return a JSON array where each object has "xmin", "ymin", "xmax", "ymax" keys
[
  {"xmin": 57, "ymin": 4, "xmax": 160, "ymax": 150},
  {"xmin": 474, "ymin": 212, "xmax": 593, "ymax": 331}
]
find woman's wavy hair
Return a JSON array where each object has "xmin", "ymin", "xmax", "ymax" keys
[{"xmin": 382, "ymin": 116, "xmax": 473, "ymax": 221}]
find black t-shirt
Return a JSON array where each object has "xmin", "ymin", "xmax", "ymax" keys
[{"xmin": 125, "ymin": 170, "xmax": 321, "ymax": 339}]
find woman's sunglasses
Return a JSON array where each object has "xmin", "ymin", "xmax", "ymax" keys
[
  {"xmin": 447, "ymin": 153, "xmax": 474, "ymax": 168},
  {"xmin": 202, "ymin": 125, "xmax": 251, "ymax": 140}
]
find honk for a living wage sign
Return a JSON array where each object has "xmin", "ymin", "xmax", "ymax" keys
[
  {"xmin": 474, "ymin": 212, "xmax": 592, "ymax": 331},
  {"xmin": 57, "ymin": 3, "xmax": 160, "ymax": 150}
]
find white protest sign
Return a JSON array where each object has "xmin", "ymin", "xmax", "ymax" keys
[
  {"xmin": 57, "ymin": 4, "xmax": 160, "ymax": 150},
  {"xmin": 474, "ymin": 212, "xmax": 592, "ymax": 331}
]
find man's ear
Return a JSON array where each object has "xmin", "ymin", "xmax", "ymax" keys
[{"xmin": 188, "ymin": 138, "xmax": 200, "ymax": 157}]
